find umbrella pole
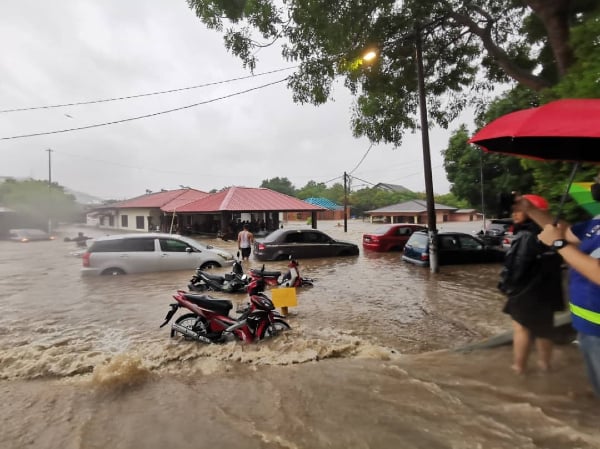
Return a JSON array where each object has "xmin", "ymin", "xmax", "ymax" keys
[{"xmin": 553, "ymin": 162, "xmax": 580, "ymax": 225}]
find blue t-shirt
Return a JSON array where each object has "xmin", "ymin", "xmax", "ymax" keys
[{"xmin": 569, "ymin": 217, "xmax": 600, "ymax": 336}]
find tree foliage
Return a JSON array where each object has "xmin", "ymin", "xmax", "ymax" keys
[
  {"xmin": 186, "ymin": 0, "xmax": 597, "ymax": 147},
  {"xmin": 259, "ymin": 176, "xmax": 296, "ymax": 196},
  {"xmin": 0, "ymin": 179, "xmax": 82, "ymax": 227},
  {"xmin": 295, "ymin": 180, "xmax": 329, "ymax": 199},
  {"xmin": 443, "ymin": 124, "xmax": 535, "ymax": 217}
]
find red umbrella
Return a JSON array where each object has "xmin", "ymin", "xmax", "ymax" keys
[
  {"xmin": 469, "ymin": 98, "xmax": 600, "ymax": 222},
  {"xmin": 468, "ymin": 99, "xmax": 600, "ymax": 162}
]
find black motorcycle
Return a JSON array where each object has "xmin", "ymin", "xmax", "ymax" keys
[{"xmin": 188, "ymin": 253, "xmax": 249, "ymax": 293}]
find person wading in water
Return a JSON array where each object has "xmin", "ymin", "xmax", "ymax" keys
[{"xmin": 237, "ymin": 224, "xmax": 254, "ymax": 261}]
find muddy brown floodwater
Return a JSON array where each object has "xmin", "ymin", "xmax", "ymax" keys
[{"xmin": 1, "ymin": 220, "xmax": 598, "ymax": 449}]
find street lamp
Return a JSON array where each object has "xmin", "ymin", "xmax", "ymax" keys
[{"xmin": 361, "ymin": 27, "xmax": 438, "ymax": 272}]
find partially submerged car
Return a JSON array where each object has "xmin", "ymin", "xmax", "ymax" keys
[
  {"xmin": 253, "ymin": 228, "xmax": 359, "ymax": 261},
  {"xmin": 8, "ymin": 228, "xmax": 55, "ymax": 242},
  {"xmin": 362, "ymin": 224, "xmax": 427, "ymax": 252},
  {"xmin": 81, "ymin": 233, "xmax": 233, "ymax": 275},
  {"xmin": 402, "ymin": 230, "xmax": 506, "ymax": 267}
]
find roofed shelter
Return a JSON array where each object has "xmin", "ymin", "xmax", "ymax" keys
[
  {"xmin": 284, "ymin": 197, "xmax": 346, "ymax": 222},
  {"xmin": 366, "ymin": 200, "xmax": 462, "ymax": 225},
  {"xmin": 89, "ymin": 188, "xmax": 209, "ymax": 232},
  {"xmin": 174, "ymin": 186, "xmax": 326, "ymax": 236}
]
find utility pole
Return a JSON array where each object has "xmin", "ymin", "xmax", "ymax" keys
[
  {"xmin": 47, "ymin": 148, "xmax": 53, "ymax": 234},
  {"xmin": 415, "ymin": 26, "xmax": 438, "ymax": 273},
  {"xmin": 343, "ymin": 171, "xmax": 348, "ymax": 232}
]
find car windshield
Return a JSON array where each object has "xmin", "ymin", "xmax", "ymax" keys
[{"xmin": 407, "ymin": 233, "xmax": 428, "ymax": 249}]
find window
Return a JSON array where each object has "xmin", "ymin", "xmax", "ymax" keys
[
  {"xmin": 136, "ymin": 216, "xmax": 144, "ymax": 229},
  {"xmin": 159, "ymin": 238, "xmax": 192, "ymax": 252},
  {"xmin": 439, "ymin": 236, "xmax": 459, "ymax": 250},
  {"xmin": 284, "ymin": 232, "xmax": 303, "ymax": 243},
  {"xmin": 406, "ymin": 233, "xmax": 428, "ymax": 249},
  {"xmin": 121, "ymin": 215, "xmax": 128, "ymax": 227},
  {"xmin": 458, "ymin": 235, "xmax": 482, "ymax": 250},
  {"xmin": 89, "ymin": 238, "xmax": 155, "ymax": 253}
]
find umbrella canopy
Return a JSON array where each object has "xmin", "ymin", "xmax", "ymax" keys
[
  {"xmin": 568, "ymin": 182, "xmax": 600, "ymax": 216},
  {"xmin": 468, "ymin": 99, "xmax": 600, "ymax": 162}
]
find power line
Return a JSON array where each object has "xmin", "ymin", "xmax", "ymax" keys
[
  {"xmin": 1, "ymin": 78, "xmax": 288, "ymax": 140},
  {"xmin": 348, "ymin": 143, "xmax": 374, "ymax": 175},
  {"xmin": 0, "ymin": 67, "xmax": 296, "ymax": 114}
]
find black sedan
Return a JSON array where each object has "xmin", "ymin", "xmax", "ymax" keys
[
  {"xmin": 253, "ymin": 228, "xmax": 359, "ymax": 261},
  {"xmin": 402, "ymin": 231, "xmax": 505, "ymax": 266}
]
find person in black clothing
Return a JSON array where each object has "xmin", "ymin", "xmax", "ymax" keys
[
  {"xmin": 498, "ymin": 194, "xmax": 565, "ymax": 374},
  {"xmin": 65, "ymin": 232, "xmax": 92, "ymax": 248}
]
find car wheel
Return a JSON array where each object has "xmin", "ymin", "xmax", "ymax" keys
[
  {"xmin": 199, "ymin": 261, "xmax": 220, "ymax": 270},
  {"xmin": 101, "ymin": 267, "xmax": 126, "ymax": 276}
]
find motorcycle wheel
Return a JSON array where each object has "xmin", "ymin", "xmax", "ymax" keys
[
  {"xmin": 171, "ymin": 313, "xmax": 209, "ymax": 340},
  {"xmin": 258, "ymin": 318, "xmax": 290, "ymax": 340}
]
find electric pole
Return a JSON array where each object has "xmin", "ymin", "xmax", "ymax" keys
[
  {"xmin": 47, "ymin": 148, "xmax": 53, "ymax": 234},
  {"xmin": 343, "ymin": 172, "xmax": 348, "ymax": 232}
]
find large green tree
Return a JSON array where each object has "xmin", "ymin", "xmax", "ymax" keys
[
  {"xmin": 0, "ymin": 179, "xmax": 82, "ymax": 228},
  {"xmin": 443, "ymin": 124, "xmax": 535, "ymax": 217},
  {"xmin": 187, "ymin": 0, "xmax": 597, "ymax": 146},
  {"xmin": 260, "ymin": 177, "xmax": 296, "ymax": 196},
  {"xmin": 295, "ymin": 180, "xmax": 329, "ymax": 199}
]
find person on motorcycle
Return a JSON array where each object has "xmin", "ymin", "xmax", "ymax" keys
[{"xmin": 237, "ymin": 224, "xmax": 255, "ymax": 261}]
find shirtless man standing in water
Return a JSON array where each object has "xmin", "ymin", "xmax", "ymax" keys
[{"xmin": 237, "ymin": 224, "xmax": 254, "ymax": 261}]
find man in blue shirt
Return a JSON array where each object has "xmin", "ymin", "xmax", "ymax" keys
[{"xmin": 516, "ymin": 178, "xmax": 600, "ymax": 397}]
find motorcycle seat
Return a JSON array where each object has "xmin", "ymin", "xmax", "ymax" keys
[
  {"xmin": 201, "ymin": 272, "xmax": 226, "ymax": 282},
  {"xmin": 183, "ymin": 293, "xmax": 233, "ymax": 315},
  {"xmin": 250, "ymin": 268, "xmax": 281, "ymax": 277}
]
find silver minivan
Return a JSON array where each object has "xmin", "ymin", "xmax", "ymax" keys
[{"xmin": 81, "ymin": 233, "xmax": 233, "ymax": 276}]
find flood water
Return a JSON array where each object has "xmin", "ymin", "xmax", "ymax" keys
[{"xmin": 1, "ymin": 220, "xmax": 598, "ymax": 449}]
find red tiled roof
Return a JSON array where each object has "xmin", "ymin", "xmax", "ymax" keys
[
  {"xmin": 113, "ymin": 189, "xmax": 208, "ymax": 210},
  {"xmin": 161, "ymin": 189, "xmax": 211, "ymax": 212},
  {"xmin": 176, "ymin": 187, "xmax": 326, "ymax": 212}
]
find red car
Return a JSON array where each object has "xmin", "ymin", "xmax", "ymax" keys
[{"xmin": 362, "ymin": 224, "xmax": 427, "ymax": 252}]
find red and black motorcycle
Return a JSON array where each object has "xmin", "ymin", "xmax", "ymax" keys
[
  {"xmin": 160, "ymin": 269, "xmax": 290, "ymax": 344},
  {"xmin": 248, "ymin": 257, "xmax": 314, "ymax": 288}
]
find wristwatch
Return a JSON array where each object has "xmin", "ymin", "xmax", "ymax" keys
[{"xmin": 552, "ymin": 239, "xmax": 568, "ymax": 249}]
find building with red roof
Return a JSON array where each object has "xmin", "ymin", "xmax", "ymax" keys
[{"xmin": 88, "ymin": 186, "xmax": 325, "ymax": 235}]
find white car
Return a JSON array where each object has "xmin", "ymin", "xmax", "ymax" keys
[{"xmin": 81, "ymin": 233, "xmax": 233, "ymax": 276}]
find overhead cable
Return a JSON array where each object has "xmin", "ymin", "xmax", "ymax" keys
[
  {"xmin": 1, "ymin": 78, "xmax": 288, "ymax": 140},
  {"xmin": 0, "ymin": 67, "xmax": 295, "ymax": 114}
]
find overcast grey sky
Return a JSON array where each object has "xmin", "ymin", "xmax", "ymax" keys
[{"xmin": 0, "ymin": 0, "xmax": 468, "ymax": 200}]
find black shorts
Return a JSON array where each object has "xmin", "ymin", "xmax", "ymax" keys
[{"xmin": 240, "ymin": 247, "xmax": 251, "ymax": 258}]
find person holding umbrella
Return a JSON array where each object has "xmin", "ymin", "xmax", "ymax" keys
[
  {"xmin": 514, "ymin": 181, "xmax": 600, "ymax": 397},
  {"xmin": 498, "ymin": 194, "xmax": 565, "ymax": 375}
]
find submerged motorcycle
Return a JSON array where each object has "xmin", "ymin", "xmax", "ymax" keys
[
  {"xmin": 160, "ymin": 269, "xmax": 290, "ymax": 344},
  {"xmin": 249, "ymin": 257, "xmax": 314, "ymax": 288},
  {"xmin": 188, "ymin": 253, "xmax": 248, "ymax": 293}
]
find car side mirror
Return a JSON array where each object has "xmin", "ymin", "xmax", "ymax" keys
[{"xmin": 186, "ymin": 247, "xmax": 193, "ymax": 253}]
